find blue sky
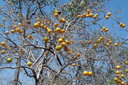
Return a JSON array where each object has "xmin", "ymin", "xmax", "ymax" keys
[{"xmin": 0, "ymin": 0, "xmax": 128, "ymax": 85}]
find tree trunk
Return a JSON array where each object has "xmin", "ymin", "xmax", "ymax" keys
[{"xmin": 13, "ymin": 56, "xmax": 21, "ymax": 85}]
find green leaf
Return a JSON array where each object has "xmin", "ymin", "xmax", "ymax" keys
[{"xmin": 108, "ymin": 80, "xmax": 115, "ymax": 84}]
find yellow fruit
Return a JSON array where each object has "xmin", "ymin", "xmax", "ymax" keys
[
  {"xmin": 100, "ymin": 37, "xmax": 103, "ymax": 40},
  {"xmin": 64, "ymin": 47, "xmax": 68, "ymax": 52},
  {"xmin": 11, "ymin": 30, "xmax": 15, "ymax": 33},
  {"xmin": 116, "ymin": 65, "xmax": 120, "ymax": 69},
  {"xmin": 65, "ymin": 40, "xmax": 70, "ymax": 44},
  {"xmin": 106, "ymin": 43, "xmax": 109, "ymax": 46},
  {"xmin": 3, "ymin": 19, "xmax": 5, "ymax": 21},
  {"xmin": 12, "ymin": 10, "xmax": 14, "ymax": 13},
  {"xmin": 13, "ymin": 25, "xmax": 17, "ymax": 29},
  {"xmin": 122, "ymin": 24, "xmax": 125, "ymax": 28},
  {"xmin": 93, "ymin": 44, "xmax": 97, "ymax": 47},
  {"xmin": 44, "ymin": 37, "xmax": 49, "ymax": 42},
  {"xmin": 8, "ymin": 2, "xmax": 11, "ymax": 5},
  {"xmin": 6, "ymin": 31, "xmax": 9, "ymax": 34},
  {"xmin": 37, "ymin": 21, "xmax": 40, "ymax": 25},
  {"xmin": 105, "ymin": 16, "xmax": 109, "ymax": 19},
  {"xmin": 116, "ymin": 74, "xmax": 119, "ymax": 77},
  {"xmin": 40, "ymin": 24, "xmax": 44, "ymax": 29},
  {"xmin": 61, "ymin": 42, "xmax": 66, "ymax": 47},
  {"xmin": 1, "ymin": 42, "xmax": 5, "ymax": 46},
  {"xmin": 72, "ymin": 63, "xmax": 76, "ymax": 66},
  {"xmin": 84, "ymin": 42, "xmax": 87, "ymax": 45},
  {"xmin": 73, "ymin": 56, "xmax": 77, "ymax": 60},
  {"xmin": 28, "ymin": 35, "xmax": 32, "ymax": 39},
  {"xmin": 62, "ymin": 37, "xmax": 65, "ymax": 40},
  {"xmin": 88, "ymin": 71, "xmax": 92, "ymax": 76},
  {"xmin": 83, "ymin": 71, "xmax": 88, "ymax": 76},
  {"xmin": 101, "ymin": 30, "xmax": 103, "ymax": 32},
  {"xmin": 109, "ymin": 41, "xmax": 112, "ymax": 44},
  {"xmin": 26, "ymin": 28, "xmax": 28, "ymax": 30},
  {"xmin": 77, "ymin": 53, "xmax": 80, "ymax": 57},
  {"xmin": 120, "ymin": 23, "xmax": 123, "ymax": 27},
  {"xmin": 58, "ymin": 38, "xmax": 63, "ymax": 43},
  {"xmin": 36, "ymin": 18, "xmax": 40, "ymax": 21},
  {"xmin": 89, "ymin": 13, "xmax": 93, "ymax": 18},
  {"xmin": 34, "ymin": 23, "xmax": 39, "ymax": 28},
  {"xmin": 19, "ymin": 30, "xmax": 22, "ymax": 34},
  {"xmin": 83, "ymin": 13, "xmax": 86, "ymax": 17},
  {"xmin": 47, "ymin": 29, "xmax": 52, "ymax": 34},
  {"xmin": 61, "ymin": 29, "xmax": 65, "ymax": 33},
  {"xmin": 114, "ymin": 77, "xmax": 118, "ymax": 81},
  {"xmin": 16, "ymin": 28, "xmax": 20, "ymax": 32},
  {"xmin": 27, "ymin": 62, "xmax": 32, "ymax": 66},
  {"xmin": 54, "ymin": 13, "xmax": 58, "ymax": 17},
  {"xmin": 44, "ymin": 25, "xmax": 47, "ymax": 29},
  {"xmin": 86, "ymin": 14, "xmax": 89, "ymax": 18},
  {"xmin": 116, "ymin": 71, "xmax": 119, "ymax": 74},
  {"xmin": 55, "ymin": 28, "xmax": 60, "ymax": 32},
  {"xmin": 115, "ymin": 43, "xmax": 118, "ymax": 46},
  {"xmin": 94, "ymin": 2, "xmax": 97, "ymax": 5},
  {"xmin": 54, "ymin": 23, "xmax": 58, "ymax": 27},
  {"xmin": 87, "ymin": 10, "xmax": 90, "ymax": 14},
  {"xmin": 105, "ymin": 28, "xmax": 108, "ymax": 32},
  {"xmin": 59, "ymin": 18, "xmax": 63, "ymax": 23},
  {"xmin": 95, "ymin": 13, "xmax": 98, "ymax": 16},
  {"xmin": 78, "ymin": 15, "xmax": 81, "ymax": 18},
  {"xmin": 79, "ymin": 40, "xmax": 81, "ymax": 43},
  {"xmin": 88, "ymin": 40, "xmax": 92, "ymax": 44},
  {"xmin": 94, "ymin": 15, "xmax": 97, "ymax": 19},
  {"xmin": 62, "ymin": 18, "xmax": 66, "ymax": 23},
  {"xmin": 55, "ymin": 10, "xmax": 58, "ymax": 13},
  {"xmin": 55, "ymin": 45, "xmax": 61, "ymax": 51},
  {"xmin": 121, "ymin": 82, "xmax": 125, "ymax": 85},
  {"xmin": 18, "ymin": 23, "xmax": 22, "ymax": 26},
  {"xmin": 121, "ymin": 74, "xmax": 124, "ymax": 78},
  {"xmin": 1, "ymin": 50, "xmax": 5, "ymax": 54},
  {"xmin": 108, "ymin": 12, "xmax": 111, "ymax": 16},
  {"xmin": 1, "ymin": 6, "xmax": 3, "ymax": 9},
  {"xmin": 71, "ymin": 67, "xmax": 74, "ymax": 70},
  {"xmin": 103, "ymin": 27, "xmax": 106, "ymax": 30}
]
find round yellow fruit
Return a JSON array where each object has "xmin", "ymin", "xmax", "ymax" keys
[
  {"xmin": 115, "ymin": 43, "xmax": 118, "ymax": 46},
  {"xmin": 105, "ymin": 16, "xmax": 109, "ymax": 19},
  {"xmin": 58, "ymin": 38, "xmax": 63, "ymax": 43},
  {"xmin": 6, "ymin": 31, "xmax": 9, "ymax": 34},
  {"xmin": 116, "ymin": 65, "xmax": 120, "ymax": 69},
  {"xmin": 27, "ymin": 62, "xmax": 32, "ymax": 66},
  {"xmin": 83, "ymin": 71, "xmax": 88, "ymax": 76},
  {"xmin": 55, "ymin": 45, "xmax": 61, "ymax": 51},
  {"xmin": 34, "ymin": 23, "xmax": 39, "ymax": 28},
  {"xmin": 55, "ymin": 28, "xmax": 60, "ymax": 32},
  {"xmin": 61, "ymin": 42, "xmax": 66, "ymax": 47},
  {"xmin": 108, "ymin": 12, "xmax": 111, "ymax": 16},
  {"xmin": 11, "ymin": 30, "xmax": 15, "ymax": 33},
  {"xmin": 54, "ymin": 23, "xmax": 58, "ymax": 27},
  {"xmin": 16, "ymin": 28, "xmax": 20, "ymax": 32},
  {"xmin": 1, "ymin": 42, "xmax": 5, "ymax": 46},
  {"xmin": 28, "ymin": 35, "xmax": 32, "ymax": 39},
  {"xmin": 1, "ymin": 50, "xmax": 5, "ymax": 54},
  {"xmin": 88, "ymin": 71, "xmax": 92, "ymax": 76},
  {"xmin": 44, "ymin": 37, "xmax": 49, "ymax": 42}
]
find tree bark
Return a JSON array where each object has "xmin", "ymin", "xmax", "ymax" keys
[{"xmin": 13, "ymin": 56, "xmax": 21, "ymax": 85}]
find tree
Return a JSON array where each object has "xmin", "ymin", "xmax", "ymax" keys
[{"xmin": 0, "ymin": 0, "xmax": 127, "ymax": 85}]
